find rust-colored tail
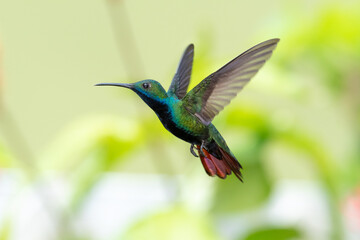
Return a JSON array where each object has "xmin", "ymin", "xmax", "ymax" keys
[{"xmin": 196, "ymin": 145, "xmax": 243, "ymax": 182}]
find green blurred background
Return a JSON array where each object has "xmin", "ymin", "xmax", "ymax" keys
[{"xmin": 0, "ymin": 0, "xmax": 359, "ymax": 239}]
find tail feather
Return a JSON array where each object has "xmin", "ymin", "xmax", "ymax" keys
[
  {"xmin": 199, "ymin": 153, "xmax": 217, "ymax": 176},
  {"xmin": 198, "ymin": 146, "xmax": 227, "ymax": 178},
  {"xmin": 219, "ymin": 147, "xmax": 243, "ymax": 182},
  {"xmin": 196, "ymin": 145, "xmax": 243, "ymax": 181},
  {"xmin": 203, "ymin": 148, "xmax": 227, "ymax": 179}
]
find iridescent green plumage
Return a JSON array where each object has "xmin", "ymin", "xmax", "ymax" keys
[{"xmin": 96, "ymin": 39, "xmax": 279, "ymax": 181}]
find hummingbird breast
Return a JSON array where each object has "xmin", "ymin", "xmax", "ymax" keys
[{"xmin": 153, "ymin": 99, "xmax": 209, "ymax": 144}]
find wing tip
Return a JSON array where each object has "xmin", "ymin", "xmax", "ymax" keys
[
  {"xmin": 265, "ymin": 38, "xmax": 280, "ymax": 45},
  {"xmin": 185, "ymin": 43, "xmax": 194, "ymax": 53}
]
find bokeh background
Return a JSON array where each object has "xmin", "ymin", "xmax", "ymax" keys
[{"xmin": 0, "ymin": 0, "xmax": 359, "ymax": 239}]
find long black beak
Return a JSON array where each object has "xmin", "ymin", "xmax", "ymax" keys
[{"xmin": 94, "ymin": 83, "xmax": 133, "ymax": 89}]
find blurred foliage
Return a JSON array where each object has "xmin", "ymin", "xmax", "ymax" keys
[
  {"xmin": 0, "ymin": 1, "xmax": 359, "ymax": 240},
  {"xmin": 279, "ymin": 5, "xmax": 360, "ymax": 96},
  {"xmin": 212, "ymin": 159, "xmax": 271, "ymax": 213},
  {"xmin": 122, "ymin": 206, "xmax": 220, "ymax": 240},
  {"xmin": 212, "ymin": 107, "xmax": 273, "ymax": 213},
  {"xmin": 41, "ymin": 117, "xmax": 144, "ymax": 211},
  {"xmin": 0, "ymin": 143, "xmax": 15, "ymax": 167},
  {"xmin": 242, "ymin": 227, "xmax": 301, "ymax": 240},
  {"xmin": 0, "ymin": 220, "xmax": 11, "ymax": 240}
]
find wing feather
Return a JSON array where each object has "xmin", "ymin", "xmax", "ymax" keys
[
  {"xmin": 183, "ymin": 39, "xmax": 279, "ymax": 125},
  {"xmin": 167, "ymin": 44, "xmax": 194, "ymax": 99}
]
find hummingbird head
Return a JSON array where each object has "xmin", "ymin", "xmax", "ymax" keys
[
  {"xmin": 95, "ymin": 79, "xmax": 169, "ymax": 111},
  {"xmin": 130, "ymin": 79, "xmax": 168, "ymax": 100}
]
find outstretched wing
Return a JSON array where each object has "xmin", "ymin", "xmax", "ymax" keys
[
  {"xmin": 182, "ymin": 39, "xmax": 279, "ymax": 125},
  {"xmin": 168, "ymin": 44, "xmax": 194, "ymax": 99}
]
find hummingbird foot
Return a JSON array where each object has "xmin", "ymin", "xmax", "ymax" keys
[
  {"xmin": 190, "ymin": 144, "xmax": 198, "ymax": 157},
  {"xmin": 199, "ymin": 141, "xmax": 207, "ymax": 157}
]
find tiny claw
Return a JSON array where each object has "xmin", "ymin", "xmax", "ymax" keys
[
  {"xmin": 200, "ymin": 141, "xmax": 206, "ymax": 157},
  {"xmin": 190, "ymin": 144, "xmax": 198, "ymax": 157}
]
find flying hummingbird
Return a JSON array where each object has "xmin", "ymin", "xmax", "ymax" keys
[{"xmin": 96, "ymin": 39, "xmax": 279, "ymax": 181}]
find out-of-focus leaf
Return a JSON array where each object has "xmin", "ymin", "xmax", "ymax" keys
[
  {"xmin": 211, "ymin": 107, "xmax": 273, "ymax": 213},
  {"xmin": 242, "ymin": 227, "xmax": 301, "ymax": 240},
  {"xmin": 211, "ymin": 156, "xmax": 271, "ymax": 213},
  {"xmin": 0, "ymin": 220, "xmax": 11, "ymax": 240},
  {"xmin": 41, "ymin": 116, "xmax": 145, "ymax": 211},
  {"xmin": 275, "ymin": 129, "xmax": 337, "ymax": 190},
  {"xmin": 225, "ymin": 106, "xmax": 269, "ymax": 134},
  {"xmin": 122, "ymin": 206, "xmax": 220, "ymax": 240},
  {"xmin": 279, "ymin": 6, "xmax": 360, "ymax": 96},
  {"xmin": 0, "ymin": 143, "xmax": 15, "ymax": 167},
  {"xmin": 41, "ymin": 116, "xmax": 143, "ymax": 170}
]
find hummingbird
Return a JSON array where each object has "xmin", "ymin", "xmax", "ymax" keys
[{"xmin": 96, "ymin": 39, "xmax": 279, "ymax": 181}]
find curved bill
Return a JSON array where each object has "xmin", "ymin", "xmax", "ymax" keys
[{"xmin": 94, "ymin": 83, "xmax": 133, "ymax": 89}]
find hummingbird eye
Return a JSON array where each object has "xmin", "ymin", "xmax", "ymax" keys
[{"xmin": 142, "ymin": 82, "xmax": 151, "ymax": 89}]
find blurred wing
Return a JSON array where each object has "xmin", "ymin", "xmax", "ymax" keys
[
  {"xmin": 168, "ymin": 44, "xmax": 194, "ymax": 99},
  {"xmin": 183, "ymin": 39, "xmax": 279, "ymax": 125}
]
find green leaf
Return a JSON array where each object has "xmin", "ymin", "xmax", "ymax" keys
[
  {"xmin": 211, "ymin": 107, "xmax": 273, "ymax": 213},
  {"xmin": 211, "ymin": 158, "xmax": 271, "ymax": 213},
  {"xmin": 242, "ymin": 227, "xmax": 301, "ymax": 240}
]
